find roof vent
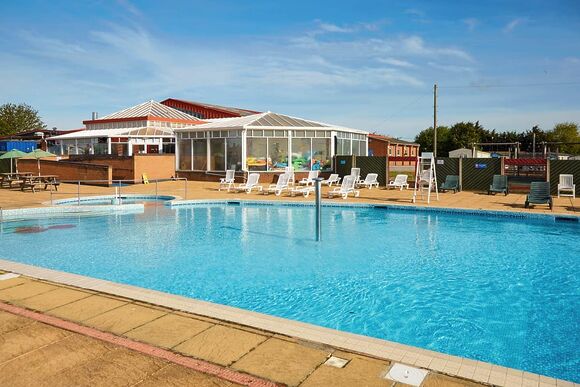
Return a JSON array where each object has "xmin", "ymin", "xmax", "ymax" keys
[{"xmin": 92, "ymin": 112, "xmax": 99, "ymax": 120}]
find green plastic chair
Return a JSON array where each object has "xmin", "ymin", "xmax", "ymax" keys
[
  {"xmin": 488, "ymin": 175, "xmax": 508, "ymax": 196},
  {"xmin": 440, "ymin": 175, "xmax": 459, "ymax": 193},
  {"xmin": 525, "ymin": 182, "xmax": 553, "ymax": 210}
]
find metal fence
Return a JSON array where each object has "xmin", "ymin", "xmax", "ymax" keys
[{"xmin": 334, "ymin": 155, "xmax": 354, "ymax": 178}]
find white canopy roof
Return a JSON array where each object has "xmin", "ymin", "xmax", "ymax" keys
[
  {"xmin": 175, "ymin": 111, "xmax": 367, "ymax": 134},
  {"xmin": 49, "ymin": 127, "xmax": 174, "ymax": 140}
]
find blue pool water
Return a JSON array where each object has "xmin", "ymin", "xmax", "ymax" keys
[{"xmin": 0, "ymin": 203, "xmax": 578, "ymax": 382}]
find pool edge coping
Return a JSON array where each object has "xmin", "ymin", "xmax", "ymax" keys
[{"xmin": 0, "ymin": 258, "xmax": 570, "ymax": 387}]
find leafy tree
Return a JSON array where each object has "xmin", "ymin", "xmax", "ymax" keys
[
  {"xmin": 0, "ymin": 103, "xmax": 46, "ymax": 136},
  {"xmin": 414, "ymin": 126, "xmax": 452, "ymax": 156},
  {"xmin": 547, "ymin": 122, "xmax": 580, "ymax": 154},
  {"xmin": 448, "ymin": 121, "xmax": 486, "ymax": 149}
]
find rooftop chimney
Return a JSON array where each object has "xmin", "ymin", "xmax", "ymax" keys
[{"xmin": 91, "ymin": 112, "xmax": 99, "ymax": 120}]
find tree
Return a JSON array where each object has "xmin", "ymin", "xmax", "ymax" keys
[
  {"xmin": 414, "ymin": 126, "xmax": 452, "ymax": 156},
  {"xmin": 448, "ymin": 121, "xmax": 486, "ymax": 149},
  {"xmin": 547, "ymin": 122, "xmax": 580, "ymax": 155},
  {"xmin": 0, "ymin": 103, "xmax": 46, "ymax": 136}
]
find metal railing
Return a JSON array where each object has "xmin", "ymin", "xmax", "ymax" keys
[{"xmin": 48, "ymin": 178, "xmax": 188, "ymax": 206}]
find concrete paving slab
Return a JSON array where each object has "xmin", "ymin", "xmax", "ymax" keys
[
  {"xmin": 125, "ymin": 313, "xmax": 213, "ymax": 348},
  {"xmin": 0, "ymin": 280, "xmax": 57, "ymax": 301},
  {"xmin": 0, "ymin": 310, "xmax": 35, "ymax": 334},
  {"xmin": 17, "ymin": 287, "xmax": 92, "ymax": 312},
  {"xmin": 0, "ymin": 334, "xmax": 113, "ymax": 387},
  {"xmin": 174, "ymin": 324, "xmax": 267, "ymax": 366},
  {"xmin": 48, "ymin": 294, "xmax": 128, "ymax": 321},
  {"xmin": 83, "ymin": 303, "xmax": 167, "ymax": 335},
  {"xmin": 301, "ymin": 356, "xmax": 392, "ymax": 387},
  {"xmin": 136, "ymin": 364, "xmax": 241, "ymax": 387},
  {"xmin": 42, "ymin": 347, "xmax": 167, "ymax": 387},
  {"xmin": 0, "ymin": 321, "xmax": 71, "ymax": 363},
  {"xmin": 421, "ymin": 373, "xmax": 486, "ymax": 387},
  {"xmin": 233, "ymin": 337, "xmax": 329, "ymax": 386},
  {"xmin": 0, "ymin": 276, "xmax": 28, "ymax": 290}
]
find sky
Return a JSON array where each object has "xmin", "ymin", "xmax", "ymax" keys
[{"xmin": 0, "ymin": 0, "xmax": 579, "ymax": 140}]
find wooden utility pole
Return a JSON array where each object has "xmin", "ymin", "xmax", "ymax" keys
[{"xmin": 433, "ymin": 83, "xmax": 438, "ymax": 157}]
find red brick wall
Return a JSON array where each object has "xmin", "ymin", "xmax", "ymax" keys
[{"xmin": 18, "ymin": 159, "xmax": 112, "ymax": 186}]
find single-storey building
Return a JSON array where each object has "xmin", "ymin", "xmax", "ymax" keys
[
  {"xmin": 368, "ymin": 134, "xmax": 419, "ymax": 165},
  {"xmin": 174, "ymin": 111, "xmax": 368, "ymax": 181}
]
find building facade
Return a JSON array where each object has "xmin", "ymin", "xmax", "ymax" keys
[
  {"xmin": 175, "ymin": 112, "xmax": 368, "ymax": 180},
  {"xmin": 368, "ymin": 134, "xmax": 419, "ymax": 165}
]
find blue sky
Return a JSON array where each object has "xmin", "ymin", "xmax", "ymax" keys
[{"xmin": 0, "ymin": 0, "xmax": 579, "ymax": 140}]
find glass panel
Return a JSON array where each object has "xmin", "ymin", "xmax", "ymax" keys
[
  {"xmin": 305, "ymin": 131, "xmax": 315, "ymax": 138},
  {"xmin": 162, "ymin": 143, "xmax": 175, "ymax": 154},
  {"xmin": 247, "ymin": 138, "xmax": 267, "ymax": 171},
  {"xmin": 294, "ymin": 130, "xmax": 305, "ymax": 137},
  {"xmin": 343, "ymin": 139, "xmax": 352, "ymax": 154},
  {"xmin": 274, "ymin": 130, "xmax": 285, "ymax": 137},
  {"xmin": 192, "ymin": 139, "xmax": 207, "ymax": 170},
  {"xmin": 226, "ymin": 138, "xmax": 242, "ymax": 171},
  {"xmin": 178, "ymin": 139, "xmax": 192, "ymax": 170},
  {"xmin": 312, "ymin": 138, "xmax": 331, "ymax": 171},
  {"xmin": 291, "ymin": 138, "xmax": 311, "ymax": 171},
  {"xmin": 359, "ymin": 140, "xmax": 366, "ymax": 156},
  {"xmin": 264, "ymin": 130, "xmax": 273, "ymax": 137},
  {"xmin": 210, "ymin": 138, "xmax": 225, "ymax": 171},
  {"xmin": 221, "ymin": 130, "xmax": 228, "ymax": 137},
  {"xmin": 268, "ymin": 138, "xmax": 288, "ymax": 171},
  {"xmin": 93, "ymin": 143, "xmax": 108, "ymax": 155}
]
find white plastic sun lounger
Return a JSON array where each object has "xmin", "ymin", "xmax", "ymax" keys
[
  {"xmin": 232, "ymin": 173, "xmax": 262, "ymax": 194},
  {"xmin": 328, "ymin": 175, "xmax": 360, "ymax": 199},
  {"xmin": 351, "ymin": 168, "xmax": 361, "ymax": 184},
  {"xmin": 219, "ymin": 169, "xmax": 236, "ymax": 191},
  {"xmin": 558, "ymin": 174, "xmax": 575, "ymax": 198},
  {"xmin": 299, "ymin": 170, "xmax": 319, "ymax": 185},
  {"xmin": 387, "ymin": 174, "xmax": 409, "ymax": 190},
  {"xmin": 289, "ymin": 186, "xmax": 315, "ymax": 197},
  {"xmin": 321, "ymin": 174, "xmax": 341, "ymax": 186},
  {"xmin": 356, "ymin": 173, "xmax": 379, "ymax": 189},
  {"xmin": 264, "ymin": 173, "xmax": 291, "ymax": 196}
]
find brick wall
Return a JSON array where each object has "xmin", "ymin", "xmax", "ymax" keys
[
  {"xmin": 68, "ymin": 154, "xmax": 175, "ymax": 182},
  {"xmin": 18, "ymin": 159, "xmax": 112, "ymax": 185}
]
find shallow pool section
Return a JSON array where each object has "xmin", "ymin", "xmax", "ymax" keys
[{"xmin": 0, "ymin": 203, "xmax": 578, "ymax": 381}]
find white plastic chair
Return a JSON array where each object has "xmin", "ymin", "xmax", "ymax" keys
[
  {"xmin": 219, "ymin": 169, "xmax": 235, "ymax": 191},
  {"xmin": 328, "ymin": 175, "xmax": 360, "ymax": 199},
  {"xmin": 264, "ymin": 173, "xmax": 291, "ymax": 196},
  {"xmin": 388, "ymin": 174, "xmax": 409, "ymax": 190},
  {"xmin": 289, "ymin": 186, "xmax": 315, "ymax": 197},
  {"xmin": 322, "ymin": 174, "xmax": 341, "ymax": 186},
  {"xmin": 232, "ymin": 173, "xmax": 262, "ymax": 194},
  {"xmin": 558, "ymin": 174, "xmax": 575, "ymax": 198},
  {"xmin": 356, "ymin": 173, "xmax": 379, "ymax": 189},
  {"xmin": 299, "ymin": 170, "xmax": 319, "ymax": 185}
]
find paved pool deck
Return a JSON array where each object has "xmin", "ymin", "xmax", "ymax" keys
[{"xmin": 0, "ymin": 181, "xmax": 578, "ymax": 386}]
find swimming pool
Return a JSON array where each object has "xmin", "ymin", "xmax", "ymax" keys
[{"xmin": 0, "ymin": 203, "xmax": 578, "ymax": 382}]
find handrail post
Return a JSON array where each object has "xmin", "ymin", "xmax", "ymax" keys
[
  {"xmin": 184, "ymin": 178, "xmax": 187, "ymax": 200},
  {"xmin": 118, "ymin": 180, "xmax": 122, "ymax": 199},
  {"xmin": 314, "ymin": 177, "xmax": 323, "ymax": 241},
  {"xmin": 155, "ymin": 180, "xmax": 158, "ymax": 200},
  {"xmin": 77, "ymin": 181, "xmax": 80, "ymax": 206}
]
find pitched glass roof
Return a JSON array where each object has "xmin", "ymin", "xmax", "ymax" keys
[{"xmin": 98, "ymin": 100, "xmax": 201, "ymax": 121}]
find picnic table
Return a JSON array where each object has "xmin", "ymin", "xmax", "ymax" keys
[
  {"xmin": 0, "ymin": 172, "xmax": 33, "ymax": 188},
  {"xmin": 20, "ymin": 175, "xmax": 60, "ymax": 193}
]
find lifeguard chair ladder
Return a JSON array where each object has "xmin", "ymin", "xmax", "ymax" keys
[{"xmin": 412, "ymin": 152, "xmax": 439, "ymax": 204}]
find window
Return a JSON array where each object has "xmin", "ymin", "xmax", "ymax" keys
[
  {"xmin": 268, "ymin": 138, "xmax": 288, "ymax": 171},
  {"xmin": 411, "ymin": 148, "xmax": 416, "ymax": 156},
  {"xmin": 292, "ymin": 138, "xmax": 311, "ymax": 171},
  {"xmin": 192, "ymin": 139, "xmax": 207, "ymax": 170},
  {"xmin": 210, "ymin": 138, "xmax": 225, "ymax": 170},
  {"xmin": 397, "ymin": 148, "xmax": 401, "ymax": 156},
  {"xmin": 247, "ymin": 138, "xmax": 267, "ymax": 171},
  {"xmin": 312, "ymin": 138, "xmax": 331, "ymax": 171},
  {"xmin": 227, "ymin": 138, "xmax": 242, "ymax": 171},
  {"xmin": 178, "ymin": 140, "xmax": 191, "ymax": 170}
]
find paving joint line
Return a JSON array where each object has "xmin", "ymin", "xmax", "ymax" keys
[{"xmin": 0, "ymin": 301, "xmax": 282, "ymax": 387}]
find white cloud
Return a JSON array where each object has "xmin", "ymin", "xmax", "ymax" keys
[
  {"xmin": 462, "ymin": 18, "xmax": 479, "ymax": 31},
  {"xmin": 378, "ymin": 58, "xmax": 416, "ymax": 68},
  {"xmin": 400, "ymin": 36, "xmax": 474, "ymax": 62},
  {"xmin": 428, "ymin": 62, "xmax": 475, "ymax": 73},
  {"xmin": 317, "ymin": 22, "xmax": 354, "ymax": 34},
  {"xmin": 503, "ymin": 18, "xmax": 528, "ymax": 33}
]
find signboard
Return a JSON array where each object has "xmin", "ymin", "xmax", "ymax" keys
[
  {"xmin": 475, "ymin": 163, "xmax": 487, "ymax": 169},
  {"xmin": 340, "ymin": 160, "xmax": 346, "ymax": 165},
  {"xmin": 437, "ymin": 160, "xmax": 444, "ymax": 165}
]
